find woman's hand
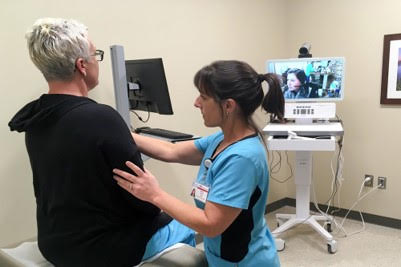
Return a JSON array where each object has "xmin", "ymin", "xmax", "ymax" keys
[
  {"xmin": 113, "ymin": 161, "xmax": 162, "ymax": 203},
  {"xmin": 114, "ymin": 162, "xmax": 241, "ymax": 237}
]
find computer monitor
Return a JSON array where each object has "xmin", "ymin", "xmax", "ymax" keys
[
  {"xmin": 266, "ymin": 57, "xmax": 345, "ymax": 102},
  {"xmin": 125, "ymin": 58, "xmax": 173, "ymax": 115}
]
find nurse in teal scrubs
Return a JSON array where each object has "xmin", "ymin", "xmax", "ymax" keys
[{"xmin": 113, "ymin": 60, "xmax": 284, "ymax": 267}]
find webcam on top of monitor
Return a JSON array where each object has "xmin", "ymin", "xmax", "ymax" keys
[{"xmin": 298, "ymin": 42, "xmax": 312, "ymax": 58}]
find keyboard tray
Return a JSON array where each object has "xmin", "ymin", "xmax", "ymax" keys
[{"xmin": 137, "ymin": 127, "xmax": 193, "ymax": 139}]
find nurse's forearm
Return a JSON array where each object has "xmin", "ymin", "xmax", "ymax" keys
[
  {"xmin": 151, "ymin": 191, "xmax": 240, "ymax": 238},
  {"xmin": 131, "ymin": 132, "xmax": 176, "ymax": 162},
  {"xmin": 131, "ymin": 132, "xmax": 203, "ymax": 165}
]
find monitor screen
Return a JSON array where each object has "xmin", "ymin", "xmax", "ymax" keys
[
  {"xmin": 266, "ymin": 57, "xmax": 345, "ymax": 102},
  {"xmin": 125, "ymin": 58, "xmax": 173, "ymax": 115}
]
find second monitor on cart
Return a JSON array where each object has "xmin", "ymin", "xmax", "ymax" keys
[{"xmin": 266, "ymin": 57, "xmax": 345, "ymax": 120}]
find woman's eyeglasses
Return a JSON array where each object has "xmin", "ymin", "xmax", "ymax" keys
[{"xmin": 92, "ymin": 49, "xmax": 104, "ymax": 61}]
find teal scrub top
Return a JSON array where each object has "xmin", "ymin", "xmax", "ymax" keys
[{"xmin": 194, "ymin": 132, "xmax": 280, "ymax": 267}]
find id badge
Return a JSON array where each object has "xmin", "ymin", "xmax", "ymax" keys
[{"xmin": 190, "ymin": 182, "xmax": 210, "ymax": 203}]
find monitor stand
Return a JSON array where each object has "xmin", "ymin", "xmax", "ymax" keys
[
  {"xmin": 271, "ymin": 150, "xmax": 337, "ymax": 254},
  {"xmin": 264, "ymin": 102, "xmax": 342, "ymax": 254},
  {"xmin": 110, "ymin": 45, "xmax": 131, "ymax": 128}
]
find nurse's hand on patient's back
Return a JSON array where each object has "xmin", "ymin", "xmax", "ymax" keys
[{"xmin": 113, "ymin": 161, "xmax": 162, "ymax": 204}]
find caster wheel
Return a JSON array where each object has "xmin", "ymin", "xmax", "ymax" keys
[
  {"xmin": 325, "ymin": 222, "xmax": 332, "ymax": 233},
  {"xmin": 327, "ymin": 240, "xmax": 337, "ymax": 254},
  {"xmin": 275, "ymin": 238, "xmax": 285, "ymax": 252}
]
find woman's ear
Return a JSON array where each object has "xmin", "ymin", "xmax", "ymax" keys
[
  {"xmin": 223, "ymin": 98, "xmax": 237, "ymax": 115},
  {"xmin": 225, "ymin": 98, "xmax": 236, "ymax": 112},
  {"xmin": 75, "ymin": 58, "xmax": 87, "ymax": 77}
]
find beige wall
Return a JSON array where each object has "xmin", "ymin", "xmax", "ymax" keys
[
  {"xmin": 1, "ymin": 0, "xmax": 400, "ymax": 248},
  {"xmin": 283, "ymin": 0, "xmax": 401, "ymax": 219}
]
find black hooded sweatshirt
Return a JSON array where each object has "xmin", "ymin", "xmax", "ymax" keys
[{"xmin": 8, "ymin": 94, "xmax": 171, "ymax": 267}]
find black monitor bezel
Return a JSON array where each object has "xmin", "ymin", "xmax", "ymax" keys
[{"xmin": 125, "ymin": 58, "xmax": 173, "ymax": 115}]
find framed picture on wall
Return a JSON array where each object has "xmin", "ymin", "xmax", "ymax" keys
[{"xmin": 381, "ymin": 33, "xmax": 401, "ymax": 104}]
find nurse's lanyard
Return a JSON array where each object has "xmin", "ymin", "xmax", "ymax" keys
[
  {"xmin": 191, "ymin": 158, "xmax": 212, "ymax": 203},
  {"xmin": 190, "ymin": 133, "xmax": 258, "ymax": 203}
]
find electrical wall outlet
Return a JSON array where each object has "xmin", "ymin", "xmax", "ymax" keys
[
  {"xmin": 364, "ymin": 174, "xmax": 374, "ymax": 187},
  {"xmin": 378, "ymin": 177, "xmax": 387, "ymax": 189}
]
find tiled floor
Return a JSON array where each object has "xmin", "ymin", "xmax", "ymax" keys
[
  {"xmin": 267, "ymin": 206, "xmax": 401, "ymax": 267},
  {"xmin": 196, "ymin": 206, "xmax": 401, "ymax": 266}
]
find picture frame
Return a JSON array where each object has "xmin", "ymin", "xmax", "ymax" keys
[{"xmin": 380, "ymin": 33, "xmax": 401, "ymax": 104}]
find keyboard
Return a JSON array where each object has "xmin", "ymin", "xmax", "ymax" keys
[{"xmin": 137, "ymin": 127, "xmax": 193, "ymax": 139}]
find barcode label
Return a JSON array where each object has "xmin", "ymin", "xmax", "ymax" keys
[{"xmin": 293, "ymin": 108, "xmax": 314, "ymax": 115}]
